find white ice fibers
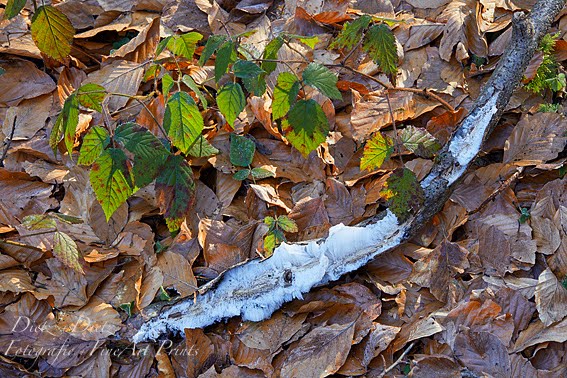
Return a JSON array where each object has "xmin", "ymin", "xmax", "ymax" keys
[{"xmin": 133, "ymin": 210, "xmax": 404, "ymax": 342}]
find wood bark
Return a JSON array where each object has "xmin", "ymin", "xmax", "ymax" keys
[{"xmin": 133, "ymin": 0, "xmax": 566, "ymax": 342}]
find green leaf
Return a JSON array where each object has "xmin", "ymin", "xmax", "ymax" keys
[
  {"xmin": 53, "ymin": 231, "xmax": 84, "ymax": 274},
  {"xmin": 360, "ymin": 133, "xmax": 393, "ymax": 171},
  {"xmin": 233, "ymin": 169, "xmax": 251, "ymax": 181},
  {"xmin": 31, "ymin": 5, "xmax": 75, "ymax": 62},
  {"xmin": 155, "ymin": 155, "xmax": 196, "ymax": 232},
  {"xmin": 143, "ymin": 64, "xmax": 161, "ymax": 82},
  {"xmin": 164, "ymin": 92, "xmax": 204, "ymax": 154},
  {"xmin": 199, "ymin": 34, "xmax": 227, "ymax": 66},
  {"xmin": 182, "ymin": 74, "xmax": 207, "ymax": 108},
  {"xmin": 158, "ymin": 286, "xmax": 172, "ymax": 301},
  {"xmin": 90, "ymin": 148, "xmax": 133, "ymax": 221},
  {"xmin": 77, "ymin": 83, "xmax": 105, "ymax": 112},
  {"xmin": 215, "ymin": 41, "xmax": 237, "ymax": 82},
  {"xmin": 264, "ymin": 216, "xmax": 276, "ymax": 229},
  {"xmin": 162, "ymin": 73, "xmax": 175, "ymax": 99},
  {"xmin": 242, "ymin": 74, "xmax": 267, "ymax": 97},
  {"xmin": 78, "ymin": 126, "xmax": 109, "ymax": 165},
  {"xmin": 21, "ymin": 215, "xmax": 56, "ymax": 230},
  {"xmin": 261, "ymin": 37, "xmax": 284, "ymax": 74},
  {"xmin": 547, "ymin": 73, "xmax": 566, "ymax": 91},
  {"xmin": 363, "ymin": 23, "xmax": 398, "ymax": 75},
  {"xmin": 295, "ymin": 35, "xmax": 319, "ymax": 49},
  {"xmin": 250, "ymin": 167, "xmax": 275, "ymax": 179},
  {"xmin": 230, "ymin": 134, "xmax": 255, "ymax": 167},
  {"xmin": 57, "ymin": 93, "xmax": 80, "ymax": 158},
  {"xmin": 276, "ymin": 215, "xmax": 297, "ymax": 233},
  {"xmin": 302, "ymin": 63, "xmax": 342, "ymax": 100},
  {"xmin": 283, "ymin": 99, "xmax": 329, "ymax": 157},
  {"xmin": 0, "ymin": 67, "xmax": 5, "ymax": 76},
  {"xmin": 187, "ymin": 135, "xmax": 219, "ymax": 157},
  {"xmin": 233, "ymin": 60, "xmax": 264, "ymax": 79},
  {"xmin": 166, "ymin": 32, "xmax": 203, "ymax": 59},
  {"xmin": 380, "ymin": 168, "xmax": 424, "ymax": 221},
  {"xmin": 217, "ymin": 83, "xmax": 246, "ymax": 128},
  {"xmin": 114, "ymin": 123, "xmax": 170, "ymax": 188},
  {"xmin": 273, "ymin": 72, "xmax": 300, "ymax": 120},
  {"xmin": 330, "ymin": 15, "xmax": 372, "ymax": 50},
  {"xmin": 156, "ymin": 36, "xmax": 172, "ymax": 56},
  {"xmin": 119, "ymin": 301, "xmax": 134, "ymax": 316},
  {"xmin": 400, "ymin": 126, "xmax": 441, "ymax": 158},
  {"xmin": 264, "ymin": 229, "xmax": 285, "ymax": 257},
  {"xmin": 4, "ymin": 0, "xmax": 26, "ymax": 20},
  {"xmin": 52, "ymin": 213, "xmax": 84, "ymax": 224}
]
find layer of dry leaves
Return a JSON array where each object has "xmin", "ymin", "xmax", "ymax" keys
[{"xmin": 1, "ymin": 0, "xmax": 567, "ymax": 377}]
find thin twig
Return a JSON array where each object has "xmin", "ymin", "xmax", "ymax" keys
[
  {"xmin": 377, "ymin": 342, "xmax": 415, "ymax": 378},
  {"xmin": 0, "ymin": 115, "xmax": 16, "ymax": 167}
]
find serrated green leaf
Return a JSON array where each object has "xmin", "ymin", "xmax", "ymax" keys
[
  {"xmin": 360, "ymin": 133, "xmax": 393, "ymax": 171},
  {"xmin": 77, "ymin": 83, "xmax": 105, "ymax": 112},
  {"xmin": 363, "ymin": 23, "xmax": 398, "ymax": 75},
  {"xmin": 264, "ymin": 229, "xmax": 285, "ymax": 257},
  {"xmin": 251, "ymin": 167, "xmax": 275, "ymax": 179},
  {"xmin": 182, "ymin": 74, "xmax": 207, "ymax": 108},
  {"xmin": 261, "ymin": 37, "xmax": 284, "ymax": 74},
  {"xmin": 4, "ymin": 0, "xmax": 26, "ymax": 20},
  {"xmin": 230, "ymin": 134, "xmax": 255, "ymax": 167},
  {"xmin": 330, "ymin": 15, "xmax": 372, "ymax": 50},
  {"xmin": 233, "ymin": 169, "xmax": 251, "ymax": 181},
  {"xmin": 50, "ymin": 111, "xmax": 64, "ymax": 156},
  {"xmin": 273, "ymin": 72, "xmax": 300, "ymax": 120},
  {"xmin": 283, "ymin": 99, "xmax": 329, "ymax": 157},
  {"xmin": 242, "ymin": 74, "xmax": 267, "ymax": 97},
  {"xmin": 90, "ymin": 148, "xmax": 133, "ymax": 221},
  {"xmin": 302, "ymin": 63, "xmax": 342, "ymax": 100},
  {"xmin": 53, "ymin": 231, "xmax": 84, "ymax": 274},
  {"xmin": 31, "ymin": 5, "xmax": 74, "ymax": 62},
  {"xmin": 215, "ymin": 41, "xmax": 237, "ymax": 82},
  {"xmin": 296, "ymin": 35, "xmax": 319, "ymax": 49},
  {"xmin": 264, "ymin": 216, "xmax": 276, "ymax": 229},
  {"xmin": 162, "ymin": 73, "xmax": 175, "ymax": 99},
  {"xmin": 380, "ymin": 168, "xmax": 424, "ymax": 221},
  {"xmin": 233, "ymin": 60, "xmax": 264, "ymax": 79},
  {"xmin": 276, "ymin": 215, "xmax": 297, "ymax": 233},
  {"xmin": 400, "ymin": 126, "xmax": 441, "ymax": 158},
  {"xmin": 166, "ymin": 32, "xmax": 203, "ymax": 59},
  {"xmin": 59, "ymin": 93, "xmax": 80, "ymax": 157},
  {"xmin": 199, "ymin": 34, "xmax": 227, "ymax": 66},
  {"xmin": 115, "ymin": 123, "xmax": 170, "ymax": 188},
  {"xmin": 187, "ymin": 135, "xmax": 219, "ymax": 157},
  {"xmin": 156, "ymin": 36, "xmax": 172, "ymax": 56},
  {"xmin": 155, "ymin": 155, "xmax": 195, "ymax": 232},
  {"xmin": 217, "ymin": 83, "xmax": 246, "ymax": 128},
  {"xmin": 164, "ymin": 92, "xmax": 204, "ymax": 154},
  {"xmin": 21, "ymin": 215, "xmax": 56, "ymax": 230},
  {"xmin": 78, "ymin": 126, "xmax": 109, "ymax": 165}
]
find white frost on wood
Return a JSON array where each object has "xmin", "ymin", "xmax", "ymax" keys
[
  {"xmin": 421, "ymin": 92, "xmax": 499, "ymax": 189},
  {"xmin": 133, "ymin": 210, "xmax": 405, "ymax": 342}
]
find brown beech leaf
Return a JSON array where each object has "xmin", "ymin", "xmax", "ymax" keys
[
  {"xmin": 280, "ymin": 321, "xmax": 356, "ymax": 377},
  {"xmin": 409, "ymin": 354, "xmax": 461, "ymax": 377},
  {"xmin": 185, "ymin": 328, "xmax": 215, "ymax": 378},
  {"xmin": 157, "ymin": 251, "xmax": 197, "ymax": 298},
  {"xmin": 534, "ymin": 268, "xmax": 567, "ymax": 326},
  {"xmin": 454, "ymin": 331, "xmax": 511, "ymax": 377},
  {"xmin": 0, "ymin": 59, "xmax": 56, "ymax": 106},
  {"xmin": 513, "ymin": 316, "xmax": 567, "ymax": 352}
]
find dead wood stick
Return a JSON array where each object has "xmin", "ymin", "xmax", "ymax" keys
[{"xmin": 133, "ymin": 0, "xmax": 566, "ymax": 342}]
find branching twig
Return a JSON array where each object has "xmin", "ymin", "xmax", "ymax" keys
[
  {"xmin": 377, "ymin": 342, "xmax": 415, "ymax": 378},
  {"xmin": 0, "ymin": 115, "xmax": 16, "ymax": 167}
]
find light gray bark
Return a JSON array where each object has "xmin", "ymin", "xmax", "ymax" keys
[{"xmin": 133, "ymin": 0, "xmax": 566, "ymax": 342}]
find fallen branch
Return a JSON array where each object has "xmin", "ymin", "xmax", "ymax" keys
[{"xmin": 133, "ymin": 0, "xmax": 565, "ymax": 342}]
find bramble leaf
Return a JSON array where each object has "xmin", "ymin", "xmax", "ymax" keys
[
  {"xmin": 77, "ymin": 83, "xmax": 105, "ymax": 112},
  {"xmin": 283, "ymin": 99, "xmax": 329, "ymax": 157},
  {"xmin": 380, "ymin": 168, "xmax": 424, "ymax": 221},
  {"xmin": 215, "ymin": 41, "xmax": 237, "ymax": 82},
  {"xmin": 31, "ymin": 6, "xmax": 74, "ymax": 62},
  {"xmin": 330, "ymin": 15, "xmax": 372, "ymax": 50},
  {"xmin": 276, "ymin": 215, "xmax": 297, "ymax": 232},
  {"xmin": 90, "ymin": 148, "xmax": 133, "ymax": 221},
  {"xmin": 162, "ymin": 73, "xmax": 175, "ymax": 99},
  {"xmin": 52, "ymin": 93, "xmax": 80, "ymax": 158},
  {"xmin": 53, "ymin": 231, "xmax": 84, "ymax": 274},
  {"xmin": 360, "ymin": 133, "xmax": 393, "ymax": 171},
  {"xmin": 273, "ymin": 72, "xmax": 300, "ymax": 120},
  {"xmin": 400, "ymin": 126, "xmax": 441, "ymax": 158},
  {"xmin": 233, "ymin": 169, "xmax": 251, "ymax": 181},
  {"xmin": 217, "ymin": 83, "xmax": 246, "ymax": 128},
  {"xmin": 230, "ymin": 134, "xmax": 255, "ymax": 167},
  {"xmin": 187, "ymin": 135, "xmax": 219, "ymax": 157},
  {"xmin": 166, "ymin": 32, "xmax": 203, "ymax": 59},
  {"xmin": 164, "ymin": 92, "xmax": 204, "ymax": 154},
  {"xmin": 264, "ymin": 216, "xmax": 276, "ymax": 229},
  {"xmin": 21, "ymin": 215, "xmax": 56, "ymax": 230},
  {"xmin": 363, "ymin": 23, "xmax": 398, "ymax": 75},
  {"xmin": 302, "ymin": 63, "xmax": 342, "ymax": 100},
  {"xmin": 199, "ymin": 34, "xmax": 227, "ymax": 66},
  {"xmin": 155, "ymin": 155, "xmax": 195, "ymax": 232},
  {"xmin": 251, "ymin": 167, "xmax": 275, "ymax": 179},
  {"xmin": 114, "ymin": 123, "xmax": 170, "ymax": 188},
  {"xmin": 78, "ymin": 126, "xmax": 109, "ymax": 166},
  {"xmin": 233, "ymin": 60, "xmax": 264, "ymax": 79},
  {"xmin": 261, "ymin": 37, "xmax": 284, "ymax": 74},
  {"xmin": 182, "ymin": 74, "xmax": 207, "ymax": 108}
]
